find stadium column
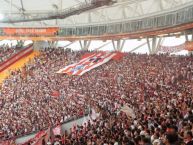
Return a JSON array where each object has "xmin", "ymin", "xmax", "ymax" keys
[
  {"xmin": 48, "ymin": 41, "xmax": 58, "ymax": 48},
  {"xmin": 185, "ymin": 32, "xmax": 193, "ymax": 55},
  {"xmin": 16, "ymin": 40, "xmax": 24, "ymax": 48},
  {"xmin": 146, "ymin": 37, "xmax": 162, "ymax": 54},
  {"xmin": 112, "ymin": 39, "xmax": 125, "ymax": 52},
  {"xmin": 184, "ymin": 30, "xmax": 191, "ymax": 42},
  {"xmin": 189, "ymin": 33, "xmax": 193, "ymax": 55},
  {"xmin": 79, "ymin": 40, "xmax": 91, "ymax": 51}
]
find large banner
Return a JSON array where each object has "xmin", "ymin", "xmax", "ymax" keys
[
  {"xmin": 158, "ymin": 43, "xmax": 185, "ymax": 53},
  {"xmin": 57, "ymin": 52, "xmax": 119, "ymax": 76},
  {"xmin": 3, "ymin": 28, "xmax": 58, "ymax": 36}
]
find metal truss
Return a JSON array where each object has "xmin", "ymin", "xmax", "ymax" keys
[
  {"xmin": 0, "ymin": 0, "xmax": 116, "ymax": 23},
  {"xmin": 0, "ymin": 0, "xmax": 192, "ymax": 27}
]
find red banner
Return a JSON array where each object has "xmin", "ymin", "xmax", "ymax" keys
[
  {"xmin": 3, "ymin": 28, "xmax": 58, "ymax": 36},
  {"xmin": 51, "ymin": 90, "xmax": 60, "ymax": 97}
]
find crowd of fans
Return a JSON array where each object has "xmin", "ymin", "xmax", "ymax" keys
[
  {"xmin": 0, "ymin": 44, "xmax": 19, "ymax": 63},
  {"xmin": 0, "ymin": 48, "xmax": 192, "ymax": 145}
]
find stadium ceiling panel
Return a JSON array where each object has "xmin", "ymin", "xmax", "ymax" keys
[{"xmin": 0, "ymin": 0, "xmax": 192, "ymax": 27}]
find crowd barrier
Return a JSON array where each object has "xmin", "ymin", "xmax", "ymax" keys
[
  {"xmin": 0, "ymin": 110, "xmax": 90, "ymax": 144},
  {"xmin": 15, "ymin": 115, "xmax": 90, "ymax": 144}
]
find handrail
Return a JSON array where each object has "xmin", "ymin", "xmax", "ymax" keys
[{"xmin": 57, "ymin": 4, "xmax": 193, "ymax": 36}]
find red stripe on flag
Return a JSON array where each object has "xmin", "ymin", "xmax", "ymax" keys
[{"xmin": 74, "ymin": 52, "xmax": 105, "ymax": 75}]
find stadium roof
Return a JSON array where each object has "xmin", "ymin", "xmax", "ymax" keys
[{"xmin": 0, "ymin": 0, "xmax": 192, "ymax": 27}]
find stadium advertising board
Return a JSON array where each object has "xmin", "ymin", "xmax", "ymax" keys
[{"xmin": 3, "ymin": 28, "xmax": 58, "ymax": 36}]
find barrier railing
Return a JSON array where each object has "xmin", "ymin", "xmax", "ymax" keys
[{"xmin": 0, "ymin": 110, "xmax": 90, "ymax": 144}]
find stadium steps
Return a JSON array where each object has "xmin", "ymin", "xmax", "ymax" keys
[{"xmin": 0, "ymin": 50, "xmax": 39, "ymax": 84}]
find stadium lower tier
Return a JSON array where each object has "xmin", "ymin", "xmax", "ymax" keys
[
  {"xmin": 0, "ymin": 51, "xmax": 39, "ymax": 84},
  {"xmin": 0, "ymin": 48, "xmax": 192, "ymax": 145}
]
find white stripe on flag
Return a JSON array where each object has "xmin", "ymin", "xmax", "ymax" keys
[
  {"xmin": 71, "ymin": 52, "xmax": 105, "ymax": 75},
  {"xmin": 57, "ymin": 53, "xmax": 98, "ymax": 74}
]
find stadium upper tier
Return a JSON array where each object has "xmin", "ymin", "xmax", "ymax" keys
[
  {"xmin": 58, "ymin": 4, "xmax": 193, "ymax": 38},
  {"xmin": 0, "ymin": 0, "xmax": 193, "ymax": 40}
]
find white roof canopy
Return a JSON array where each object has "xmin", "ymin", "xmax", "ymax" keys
[{"xmin": 0, "ymin": 0, "xmax": 192, "ymax": 27}]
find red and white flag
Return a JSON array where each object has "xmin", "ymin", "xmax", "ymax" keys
[{"xmin": 57, "ymin": 52, "xmax": 118, "ymax": 76}]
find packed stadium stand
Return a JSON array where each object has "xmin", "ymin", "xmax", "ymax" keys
[
  {"xmin": 0, "ymin": 43, "xmax": 23, "ymax": 63},
  {"xmin": 0, "ymin": 0, "xmax": 193, "ymax": 145}
]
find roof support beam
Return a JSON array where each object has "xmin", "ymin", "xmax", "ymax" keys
[
  {"xmin": 152, "ymin": 37, "xmax": 157, "ymax": 54},
  {"xmin": 154, "ymin": 37, "xmax": 163, "ymax": 53},
  {"xmin": 112, "ymin": 39, "xmax": 125, "ymax": 52},
  {"xmin": 20, "ymin": 0, "xmax": 25, "ymax": 13},
  {"xmin": 48, "ymin": 41, "xmax": 58, "ymax": 48},
  {"xmin": 4, "ymin": 0, "xmax": 21, "ymax": 11},
  {"xmin": 191, "ymin": 30, "xmax": 193, "ymax": 41},
  {"xmin": 9, "ymin": 0, "xmax": 12, "ymax": 14},
  {"xmin": 121, "ymin": 6, "xmax": 127, "ymax": 19},
  {"xmin": 185, "ymin": 31, "xmax": 189, "ymax": 41},
  {"xmin": 158, "ymin": 0, "xmax": 164, "ymax": 10},
  {"xmin": 147, "ymin": 37, "xmax": 163, "ymax": 54},
  {"xmin": 147, "ymin": 38, "xmax": 152, "ymax": 54},
  {"xmin": 79, "ymin": 40, "xmax": 91, "ymax": 51},
  {"xmin": 4, "ymin": 0, "xmax": 48, "ymax": 26}
]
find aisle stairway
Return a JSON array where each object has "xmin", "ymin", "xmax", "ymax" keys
[{"xmin": 0, "ymin": 51, "xmax": 39, "ymax": 84}]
